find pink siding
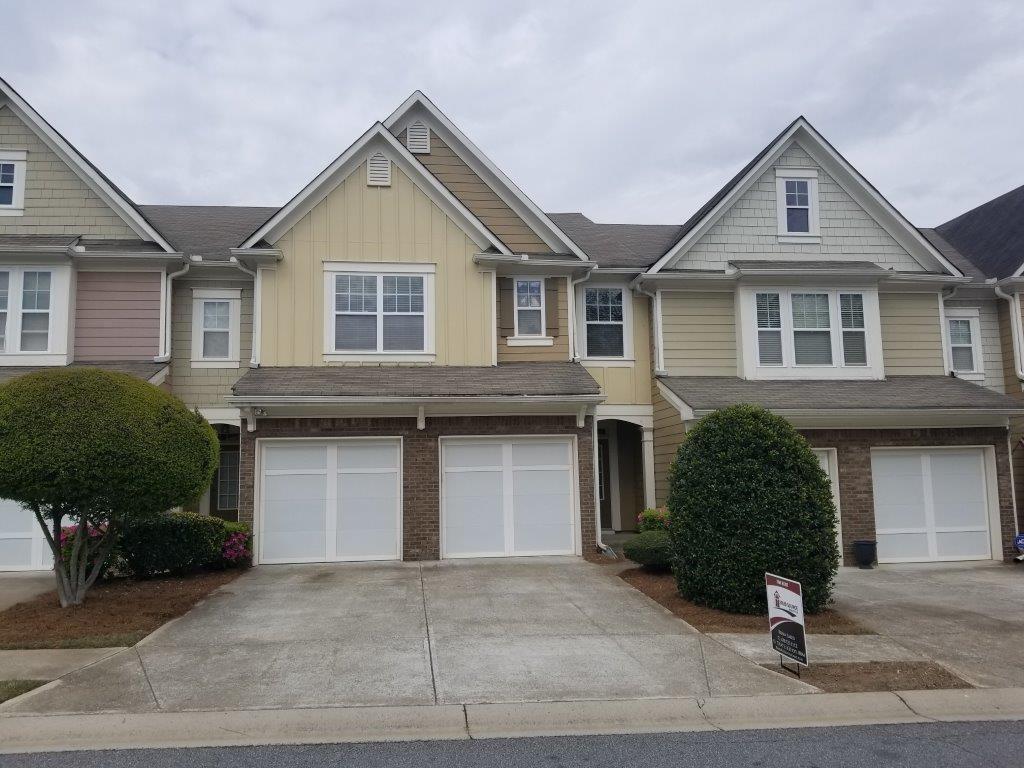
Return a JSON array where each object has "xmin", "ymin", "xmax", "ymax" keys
[{"xmin": 74, "ymin": 271, "xmax": 161, "ymax": 361}]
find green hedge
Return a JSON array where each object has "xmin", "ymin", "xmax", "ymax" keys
[
  {"xmin": 120, "ymin": 512, "xmax": 226, "ymax": 578},
  {"xmin": 667, "ymin": 404, "xmax": 839, "ymax": 614},
  {"xmin": 623, "ymin": 530, "xmax": 672, "ymax": 570},
  {"xmin": 636, "ymin": 508, "xmax": 670, "ymax": 532}
]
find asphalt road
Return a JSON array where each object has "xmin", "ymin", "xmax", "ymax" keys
[{"xmin": 5, "ymin": 721, "xmax": 1024, "ymax": 767}]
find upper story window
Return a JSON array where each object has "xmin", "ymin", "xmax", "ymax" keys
[
  {"xmin": 0, "ymin": 150, "xmax": 27, "ymax": 216},
  {"xmin": 775, "ymin": 168, "xmax": 819, "ymax": 240},
  {"xmin": 743, "ymin": 287, "xmax": 881, "ymax": 379},
  {"xmin": 191, "ymin": 288, "xmax": 241, "ymax": 368},
  {"xmin": 0, "ymin": 265, "xmax": 70, "ymax": 363},
  {"xmin": 324, "ymin": 264, "xmax": 435, "ymax": 359},
  {"xmin": 514, "ymin": 278, "xmax": 545, "ymax": 337},
  {"xmin": 578, "ymin": 285, "xmax": 633, "ymax": 361},
  {"xmin": 945, "ymin": 308, "xmax": 983, "ymax": 380}
]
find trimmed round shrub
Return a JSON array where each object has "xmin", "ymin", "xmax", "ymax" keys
[
  {"xmin": 121, "ymin": 512, "xmax": 226, "ymax": 578},
  {"xmin": 623, "ymin": 530, "xmax": 672, "ymax": 570},
  {"xmin": 668, "ymin": 404, "xmax": 839, "ymax": 614},
  {"xmin": 636, "ymin": 508, "xmax": 670, "ymax": 532}
]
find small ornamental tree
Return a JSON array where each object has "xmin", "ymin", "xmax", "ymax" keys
[
  {"xmin": 0, "ymin": 369, "xmax": 218, "ymax": 607},
  {"xmin": 667, "ymin": 404, "xmax": 839, "ymax": 614}
]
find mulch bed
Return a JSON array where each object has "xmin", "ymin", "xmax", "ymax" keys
[
  {"xmin": 763, "ymin": 661, "xmax": 972, "ymax": 693},
  {"xmin": 619, "ymin": 567, "xmax": 871, "ymax": 635},
  {"xmin": 0, "ymin": 569, "xmax": 242, "ymax": 650}
]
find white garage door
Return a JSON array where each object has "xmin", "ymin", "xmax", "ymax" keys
[
  {"xmin": 0, "ymin": 499, "xmax": 53, "ymax": 572},
  {"xmin": 871, "ymin": 448, "xmax": 993, "ymax": 563},
  {"xmin": 442, "ymin": 437, "xmax": 577, "ymax": 558},
  {"xmin": 259, "ymin": 439, "xmax": 401, "ymax": 564}
]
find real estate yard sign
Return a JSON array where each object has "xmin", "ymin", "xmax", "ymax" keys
[{"xmin": 765, "ymin": 573, "xmax": 808, "ymax": 666}]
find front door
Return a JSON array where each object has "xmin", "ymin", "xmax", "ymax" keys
[{"xmin": 598, "ymin": 438, "xmax": 612, "ymax": 529}]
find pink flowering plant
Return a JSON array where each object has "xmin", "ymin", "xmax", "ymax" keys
[
  {"xmin": 213, "ymin": 522, "xmax": 252, "ymax": 569},
  {"xmin": 636, "ymin": 507, "xmax": 670, "ymax": 532}
]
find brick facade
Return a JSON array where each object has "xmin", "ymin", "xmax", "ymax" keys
[
  {"xmin": 801, "ymin": 426, "xmax": 1018, "ymax": 562},
  {"xmin": 239, "ymin": 415, "xmax": 596, "ymax": 561}
]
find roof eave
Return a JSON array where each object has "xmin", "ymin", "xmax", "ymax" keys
[{"xmin": 227, "ymin": 393, "xmax": 605, "ymax": 406}]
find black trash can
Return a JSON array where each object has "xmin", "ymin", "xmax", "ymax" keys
[{"xmin": 852, "ymin": 540, "xmax": 877, "ymax": 569}]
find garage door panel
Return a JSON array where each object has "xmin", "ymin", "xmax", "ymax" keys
[
  {"xmin": 877, "ymin": 532, "xmax": 930, "ymax": 562},
  {"xmin": 262, "ymin": 474, "xmax": 328, "ymax": 562},
  {"xmin": 443, "ymin": 470, "xmax": 505, "ymax": 556},
  {"xmin": 0, "ymin": 539, "xmax": 32, "ymax": 568},
  {"xmin": 930, "ymin": 453, "xmax": 987, "ymax": 529},
  {"xmin": 936, "ymin": 530, "xmax": 990, "ymax": 559},
  {"xmin": 263, "ymin": 445, "xmax": 328, "ymax": 471},
  {"xmin": 336, "ymin": 472, "xmax": 399, "ymax": 559},
  {"xmin": 445, "ymin": 442, "xmax": 503, "ymax": 468},
  {"xmin": 511, "ymin": 439, "xmax": 570, "ymax": 467},
  {"xmin": 339, "ymin": 442, "xmax": 400, "ymax": 469}
]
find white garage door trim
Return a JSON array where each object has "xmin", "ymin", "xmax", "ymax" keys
[
  {"xmin": 871, "ymin": 446, "xmax": 1000, "ymax": 563},
  {"xmin": 440, "ymin": 435, "xmax": 581, "ymax": 558},
  {"xmin": 255, "ymin": 437, "xmax": 403, "ymax": 565},
  {"xmin": 0, "ymin": 499, "xmax": 53, "ymax": 572},
  {"xmin": 811, "ymin": 448, "xmax": 843, "ymax": 566}
]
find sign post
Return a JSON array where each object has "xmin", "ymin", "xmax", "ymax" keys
[{"xmin": 765, "ymin": 572, "xmax": 808, "ymax": 675}]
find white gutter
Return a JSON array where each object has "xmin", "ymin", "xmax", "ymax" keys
[
  {"xmin": 154, "ymin": 260, "xmax": 190, "ymax": 363},
  {"xmin": 995, "ymin": 285, "xmax": 1024, "ymax": 381},
  {"xmin": 229, "ymin": 256, "xmax": 261, "ymax": 367}
]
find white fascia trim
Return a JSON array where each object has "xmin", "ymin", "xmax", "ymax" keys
[
  {"xmin": 647, "ymin": 119, "xmax": 962, "ymax": 277},
  {"xmin": 241, "ymin": 123, "xmax": 509, "ymax": 255},
  {"xmin": 0, "ymin": 79, "xmax": 174, "ymax": 252},
  {"xmin": 654, "ymin": 380, "xmax": 695, "ymax": 421},
  {"xmin": 383, "ymin": 92, "xmax": 589, "ymax": 261}
]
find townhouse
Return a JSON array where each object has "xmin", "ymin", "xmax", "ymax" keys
[{"xmin": 0, "ymin": 77, "xmax": 1020, "ymax": 572}]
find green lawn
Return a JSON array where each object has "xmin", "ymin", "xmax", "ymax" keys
[{"xmin": 0, "ymin": 679, "xmax": 47, "ymax": 703}]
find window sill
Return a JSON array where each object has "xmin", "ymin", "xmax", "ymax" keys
[
  {"xmin": 582, "ymin": 357, "xmax": 635, "ymax": 368},
  {"xmin": 191, "ymin": 359, "xmax": 241, "ymax": 369},
  {"xmin": 0, "ymin": 208, "xmax": 25, "ymax": 217},
  {"xmin": 324, "ymin": 352, "xmax": 436, "ymax": 363},
  {"xmin": 507, "ymin": 336, "xmax": 554, "ymax": 347},
  {"xmin": 748, "ymin": 366, "xmax": 883, "ymax": 380},
  {"xmin": 0, "ymin": 353, "xmax": 69, "ymax": 366},
  {"xmin": 777, "ymin": 234, "xmax": 820, "ymax": 244}
]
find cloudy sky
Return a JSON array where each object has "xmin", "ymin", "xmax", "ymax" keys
[{"xmin": 2, "ymin": 1, "xmax": 1022, "ymax": 226}]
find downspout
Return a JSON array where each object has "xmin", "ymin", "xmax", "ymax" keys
[
  {"xmin": 633, "ymin": 277, "xmax": 665, "ymax": 375},
  {"xmin": 229, "ymin": 256, "xmax": 260, "ymax": 367},
  {"xmin": 995, "ymin": 284, "xmax": 1024, "ymax": 381},
  {"xmin": 154, "ymin": 260, "xmax": 190, "ymax": 363},
  {"xmin": 568, "ymin": 270, "xmax": 592, "ymax": 361}
]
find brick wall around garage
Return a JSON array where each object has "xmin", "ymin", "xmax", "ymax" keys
[
  {"xmin": 238, "ymin": 415, "xmax": 596, "ymax": 561},
  {"xmin": 801, "ymin": 426, "xmax": 1017, "ymax": 563}
]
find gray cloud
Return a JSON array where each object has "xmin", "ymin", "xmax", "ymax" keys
[{"xmin": 2, "ymin": 0, "xmax": 1021, "ymax": 227}]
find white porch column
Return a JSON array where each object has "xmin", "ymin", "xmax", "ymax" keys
[{"xmin": 642, "ymin": 426, "xmax": 656, "ymax": 509}]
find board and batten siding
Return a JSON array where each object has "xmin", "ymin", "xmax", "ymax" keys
[
  {"xmin": 661, "ymin": 290, "xmax": 737, "ymax": 376},
  {"xmin": 879, "ymin": 292, "xmax": 945, "ymax": 375},
  {"xmin": 677, "ymin": 144, "xmax": 925, "ymax": 272},
  {"xmin": 652, "ymin": 382, "xmax": 685, "ymax": 507},
  {"xmin": 583, "ymin": 293, "xmax": 653, "ymax": 405},
  {"xmin": 496, "ymin": 276, "xmax": 570, "ymax": 362},
  {"xmin": 0, "ymin": 106, "xmax": 137, "ymax": 238},
  {"xmin": 945, "ymin": 298, "xmax": 1006, "ymax": 394},
  {"xmin": 395, "ymin": 128, "xmax": 551, "ymax": 254},
  {"xmin": 171, "ymin": 278, "xmax": 253, "ymax": 408},
  {"xmin": 261, "ymin": 161, "xmax": 493, "ymax": 367},
  {"xmin": 73, "ymin": 271, "xmax": 161, "ymax": 360}
]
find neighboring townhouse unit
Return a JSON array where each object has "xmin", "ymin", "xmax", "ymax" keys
[{"xmin": 0, "ymin": 78, "xmax": 1020, "ymax": 572}]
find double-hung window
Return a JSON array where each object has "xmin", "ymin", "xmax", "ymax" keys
[
  {"xmin": 945, "ymin": 309, "xmax": 983, "ymax": 378},
  {"xmin": 0, "ymin": 269, "xmax": 53, "ymax": 354},
  {"xmin": 328, "ymin": 266, "xmax": 433, "ymax": 356},
  {"xmin": 583, "ymin": 287, "xmax": 626, "ymax": 358},
  {"xmin": 191, "ymin": 289, "xmax": 241, "ymax": 368},
  {"xmin": 514, "ymin": 278, "xmax": 544, "ymax": 337},
  {"xmin": 775, "ymin": 169, "xmax": 819, "ymax": 238},
  {"xmin": 750, "ymin": 288, "xmax": 878, "ymax": 377},
  {"xmin": 0, "ymin": 150, "xmax": 26, "ymax": 215}
]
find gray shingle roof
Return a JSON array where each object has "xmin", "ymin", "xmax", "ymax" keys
[
  {"xmin": 728, "ymin": 260, "xmax": 888, "ymax": 273},
  {"xmin": 0, "ymin": 361, "xmax": 168, "ymax": 385},
  {"xmin": 935, "ymin": 184, "xmax": 1024, "ymax": 280},
  {"xmin": 546, "ymin": 213, "xmax": 684, "ymax": 268},
  {"xmin": 0, "ymin": 235, "xmax": 79, "ymax": 248},
  {"xmin": 658, "ymin": 375, "xmax": 1024, "ymax": 413},
  {"xmin": 139, "ymin": 205, "xmax": 279, "ymax": 260},
  {"xmin": 233, "ymin": 362, "xmax": 602, "ymax": 399},
  {"xmin": 918, "ymin": 228, "xmax": 985, "ymax": 281}
]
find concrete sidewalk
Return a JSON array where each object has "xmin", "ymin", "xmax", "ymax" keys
[{"xmin": 1, "ymin": 687, "xmax": 1022, "ymax": 753}]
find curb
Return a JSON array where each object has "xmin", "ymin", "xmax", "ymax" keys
[{"xmin": 1, "ymin": 688, "xmax": 1023, "ymax": 753}]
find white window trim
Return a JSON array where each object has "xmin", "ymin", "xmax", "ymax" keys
[
  {"xmin": 945, "ymin": 307, "xmax": 984, "ymax": 381},
  {"xmin": 0, "ymin": 265, "xmax": 70, "ymax": 365},
  {"xmin": 323, "ymin": 262, "xmax": 436, "ymax": 362},
  {"xmin": 0, "ymin": 149, "xmax": 27, "ymax": 216},
  {"xmin": 191, "ymin": 288, "xmax": 242, "ymax": 368},
  {"xmin": 575, "ymin": 282, "xmax": 634, "ymax": 363},
  {"xmin": 739, "ymin": 286, "xmax": 884, "ymax": 380},
  {"xmin": 775, "ymin": 167, "xmax": 820, "ymax": 241},
  {"xmin": 511, "ymin": 276, "xmax": 549, "ymax": 343}
]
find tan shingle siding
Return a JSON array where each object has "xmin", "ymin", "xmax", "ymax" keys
[
  {"xmin": 652, "ymin": 382, "xmax": 685, "ymax": 506},
  {"xmin": 496, "ymin": 276, "xmax": 570, "ymax": 362},
  {"xmin": 945, "ymin": 298, "xmax": 1006, "ymax": 394},
  {"xmin": 661, "ymin": 290, "xmax": 737, "ymax": 376},
  {"xmin": 879, "ymin": 292, "xmax": 945, "ymax": 375}
]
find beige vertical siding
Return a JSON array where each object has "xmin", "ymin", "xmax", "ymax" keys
[
  {"xmin": 171, "ymin": 278, "xmax": 253, "ymax": 408},
  {"xmin": 396, "ymin": 129, "xmax": 551, "ymax": 254},
  {"xmin": 661, "ymin": 290, "xmax": 737, "ymax": 376},
  {"xmin": 496, "ymin": 276, "xmax": 570, "ymax": 361},
  {"xmin": 583, "ymin": 293, "xmax": 653, "ymax": 405},
  {"xmin": 261, "ymin": 162, "xmax": 493, "ymax": 367},
  {"xmin": 879, "ymin": 292, "xmax": 945, "ymax": 375},
  {"xmin": 652, "ymin": 382, "xmax": 686, "ymax": 507},
  {"xmin": 945, "ymin": 298, "xmax": 1006, "ymax": 394},
  {"xmin": 0, "ymin": 106, "xmax": 137, "ymax": 238},
  {"xmin": 73, "ymin": 271, "xmax": 162, "ymax": 360}
]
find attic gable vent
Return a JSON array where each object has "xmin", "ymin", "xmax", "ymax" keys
[
  {"xmin": 406, "ymin": 120, "xmax": 431, "ymax": 154},
  {"xmin": 367, "ymin": 151, "xmax": 391, "ymax": 187}
]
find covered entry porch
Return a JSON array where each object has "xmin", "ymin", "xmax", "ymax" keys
[{"xmin": 596, "ymin": 407, "xmax": 656, "ymax": 534}]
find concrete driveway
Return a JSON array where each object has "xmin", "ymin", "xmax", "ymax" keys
[
  {"xmin": 833, "ymin": 562, "xmax": 1024, "ymax": 688},
  {"xmin": 4, "ymin": 558, "xmax": 807, "ymax": 714}
]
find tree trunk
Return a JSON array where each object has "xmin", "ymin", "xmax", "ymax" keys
[{"xmin": 33, "ymin": 509, "xmax": 115, "ymax": 607}]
